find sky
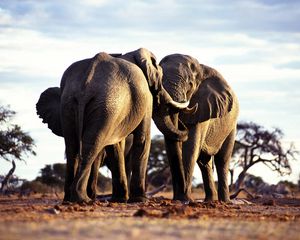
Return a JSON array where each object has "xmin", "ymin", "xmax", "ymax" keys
[{"xmin": 0, "ymin": 0, "xmax": 299, "ymax": 184}]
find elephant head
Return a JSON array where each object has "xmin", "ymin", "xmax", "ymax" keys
[
  {"xmin": 121, "ymin": 48, "xmax": 162, "ymax": 93},
  {"xmin": 153, "ymin": 54, "xmax": 234, "ymax": 139},
  {"xmin": 160, "ymin": 54, "xmax": 203, "ymax": 104},
  {"xmin": 120, "ymin": 48, "xmax": 190, "ymax": 141}
]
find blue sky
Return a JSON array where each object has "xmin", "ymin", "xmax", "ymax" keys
[{"xmin": 0, "ymin": 0, "xmax": 299, "ymax": 184}]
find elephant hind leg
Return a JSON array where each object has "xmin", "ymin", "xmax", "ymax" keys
[
  {"xmin": 106, "ymin": 142, "xmax": 128, "ymax": 203},
  {"xmin": 64, "ymin": 142, "xmax": 79, "ymax": 202},
  {"xmin": 63, "ymin": 121, "xmax": 79, "ymax": 202},
  {"xmin": 128, "ymin": 115, "xmax": 151, "ymax": 203},
  {"xmin": 87, "ymin": 150, "xmax": 106, "ymax": 200},
  {"xmin": 197, "ymin": 152, "xmax": 217, "ymax": 202},
  {"xmin": 71, "ymin": 142, "xmax": 100, "ymax": 203},
  {"xmin": 214, "ymin": 128, "xmax": 236, "ymax": 202}
]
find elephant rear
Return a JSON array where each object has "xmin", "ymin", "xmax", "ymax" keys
[{"xmin": 37, "ymin": 48, "xmax": 161, "ymax": 203}]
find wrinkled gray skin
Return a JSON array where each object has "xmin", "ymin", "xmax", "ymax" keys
[
  {"xmin": 100, "ymin": 134, "xmax": 133, "ymax": 199},
  {"xmin": 153, "ymin": 54, "xmax": 239, "ymax": 202},
  {"xmin": 37, "ymin": 49, "xmax": 153, "ymax": 203},
  {"xmin": 36, "ymin": 48, "xmax": 188, "ymax": 203},
  {"xmin": 36, "ymin": 84, "xmax": 133, "ymax": 200}
]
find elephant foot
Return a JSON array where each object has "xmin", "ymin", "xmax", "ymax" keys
[
  {"xmin": 218, "ymin": 193, "xmax": 231, "ymax": 203},
  {"xmin": 70, "ymin": 191, "xmax": 92, "ymax": 204},
  {"xmin": 63, "ymin": 195, "xmax": 71, "ymax": 203},
  {"xmin": 87, "ymin": 190, "xmax": 97, "ymax": 200},
  {"xmin": 128, "ymin": 195, "xmax": 148, "ymax": 203},
  {"xmin": 204, "ymin": 195, "xmax": 218, "ymax": 202}
]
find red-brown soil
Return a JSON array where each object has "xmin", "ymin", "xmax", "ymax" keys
[{"xmin": 0, "ymin": 193, "xmax": 299, "ymax": 239}]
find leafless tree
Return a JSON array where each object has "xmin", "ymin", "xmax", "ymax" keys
[{"xmin": 231, "ymin": 121, "xmax": 298, "ymax": 190}]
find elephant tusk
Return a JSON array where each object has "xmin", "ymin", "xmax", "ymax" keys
[
  {"xmin": 159, "ymin": 86, "xmax": 190, "ymax": 110},
  {"xmin": 168, "ymin": 99, "xmax": 190, "ymax": 109},
  {"xmin": 182, "ymin": 103, "xmax": 198, "ymax": 114}
]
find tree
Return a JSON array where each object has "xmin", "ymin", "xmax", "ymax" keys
[
  {"xmin": 147, "ymin": 135, "xmax": 171, "ymax": 186},
  {"xmin": 0, "ymin": 105, "xmax": 36, "ymax": 192},
  {"xmin": 36, "ymin": 163, "xmax": 66, "ymax": 188},
  {"xmin": 148, "ymin": 135, "xmax": 168, "ymax": 174},
  {"xmin": 231, "ymin": 121, "xmax": 298, "ymax": 190}
]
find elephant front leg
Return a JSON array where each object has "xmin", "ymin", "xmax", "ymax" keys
[
  {"xmin": 197, "ymin": 152, "xmax": 218, "ymax": 202},
  {"xmin": 164, "ymin": 138, "xmax": 186, "ymax": 201},
  {"xmin": 128, "ymin": 118, "xmax": 151, "ymax": 203},
  {"xmin": 106, "ymin": 143, "xmax": 128, "ymax": 203},
  {"xmin": 182, "ymin": 123, "xmax": 208, "ymax": 201},
  {"xmin": 214, "ymin": 129, "xmax": 236, "ymax": 202},
  {"xmin": 163, "ymin": 112, "xmax": 186, "ymax": 201}
]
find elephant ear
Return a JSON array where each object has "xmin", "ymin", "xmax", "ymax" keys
[
  {"xmin": 36, "ymin": 87, "xmax": 63, "ymax": 137},
  {"xmin": 180, "ymin": 76, "xmax": 234, "ymax": 124},
  {"xmin": 133, "ymin": 48, "xmax": 163, "ymax": 92}
]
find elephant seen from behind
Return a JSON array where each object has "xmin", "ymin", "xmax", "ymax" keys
[
  {"xmin": 36, "ymin": 48, "xmax": 189, "ymax": 203},
  {"xmin": 152, "ymin": 54, "xmax": 239, "ymax": 202}
]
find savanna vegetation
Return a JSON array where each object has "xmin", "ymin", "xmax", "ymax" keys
[{"xmin": 0, "ymin": 105, "xmax": 35, "ymax": 193}]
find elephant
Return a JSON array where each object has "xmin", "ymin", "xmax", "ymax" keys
[
  {"xmin": 37, "ymin": 86, "xmax": 135, "ymax": 200},
  {"xmin": 37, "ymin": 86, "xmax": 134, "ymax": 200},
  {"xmin": 36, "ymin": 48, "xmax": 189, "ymax": 203},
  {"xmin": 152, "ymin": 54, "xmax": 239, "ymax": 202}
]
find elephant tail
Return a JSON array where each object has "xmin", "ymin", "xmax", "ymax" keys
[
  {"xmin": 76, "ymin": 100, "xmax": 85, "ymax": 162},
  {"xmin": 76, "ymin": 54, "xmax": 102, "ymax": 160}
]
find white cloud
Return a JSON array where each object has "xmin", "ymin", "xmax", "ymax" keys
[
  {"xmin": 0, "ymin": 7, "xmax": 13, "ymax": 25},
  {"xmin": 1, "ymin": 0, "xmax": 300, "ymax": 36},
  {"xmin": 80, "ymin": 0, "xmax": 109, "ymax": 6}
]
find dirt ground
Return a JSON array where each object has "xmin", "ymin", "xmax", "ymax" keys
[{"xmin": 0, "ymin": 192, "xmax": 299, "ymax": 240}]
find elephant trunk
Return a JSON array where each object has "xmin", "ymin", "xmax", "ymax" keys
[
  {"xmin": 152, "ymin": 104, "xmax": 188, "ymax": 142},
  {"xmin": 159, "ymin": 77, "xmax": 198, "ymax": 114},
  {"xmin": 152, "ymin": 85, "xmax": 191, "ymax": 141}
]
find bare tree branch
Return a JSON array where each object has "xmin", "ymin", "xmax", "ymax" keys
[
  {"xmin": 231, "ymin": 121, "xmax": 298, "ymax": 190},
  {"xmin": 0, "ymin": 160, "xmax": 16, "ymax": 192}
]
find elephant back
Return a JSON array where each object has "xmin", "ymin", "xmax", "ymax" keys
[{"xmin": 36, "ymin": 87, "xmax": 63, "ymax": 137}]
